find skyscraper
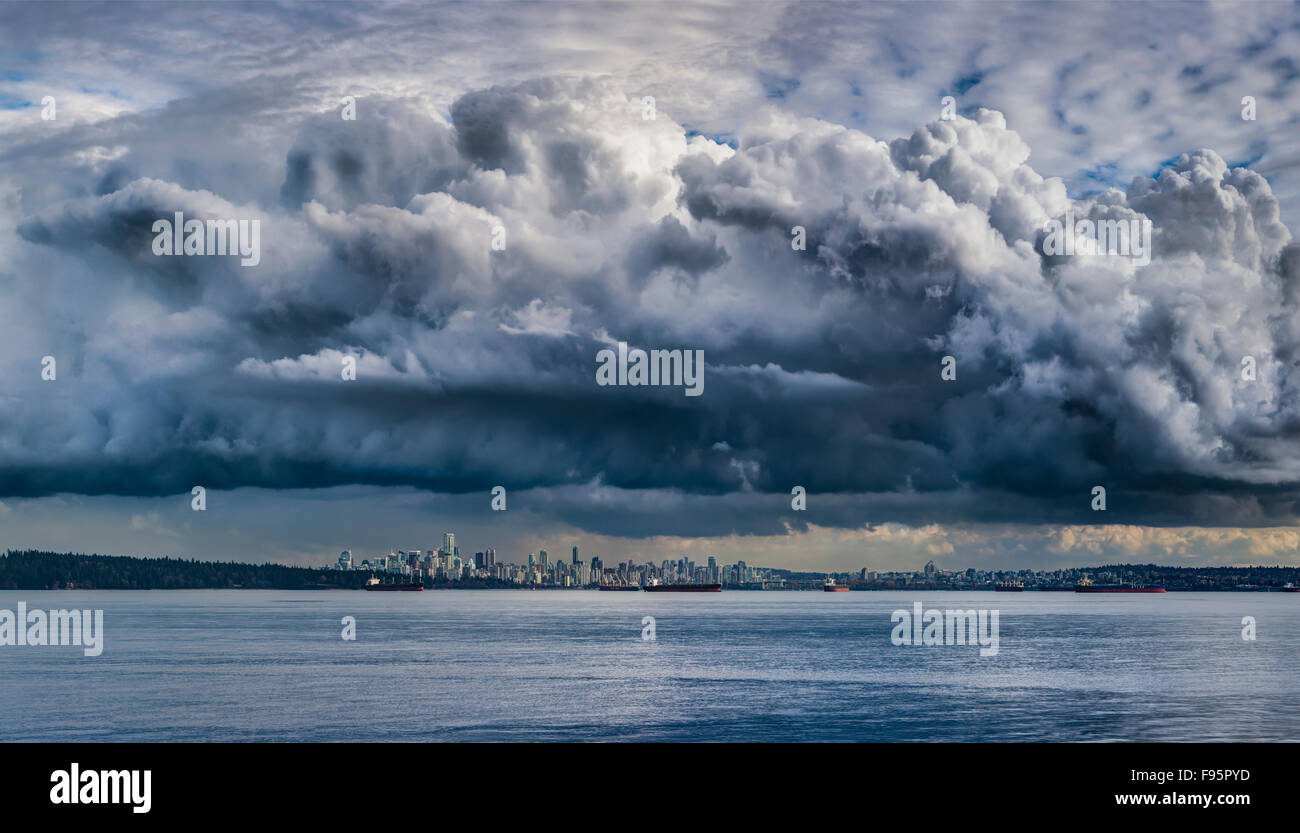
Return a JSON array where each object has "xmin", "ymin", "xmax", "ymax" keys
[
  {"xmin": 572, "ymin": 546, "xmax": 579, "ymax": 565},
  {"xmin": 443, "ymin": 532, "xmax": 455, "ymax": 555}
]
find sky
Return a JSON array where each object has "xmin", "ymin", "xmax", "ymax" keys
[{"xmin": 2, "ymin": 0, "xmax": 1300, "ymax": 571}]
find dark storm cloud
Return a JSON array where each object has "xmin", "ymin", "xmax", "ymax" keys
[{"xmin": 5, "ymin": 54, "xmax": 1300, "ymax": 539}]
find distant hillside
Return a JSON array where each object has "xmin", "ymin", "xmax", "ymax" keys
[{"xmin": 0, "ymin": 550, "xmax": 368, "ymax": 590}]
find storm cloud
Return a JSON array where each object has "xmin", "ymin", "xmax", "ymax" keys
[{"xmin": 3, "ymin": 1, "xmax": 1300, "ymax": 565}]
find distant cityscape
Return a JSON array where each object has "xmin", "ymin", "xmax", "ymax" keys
[
  {"xmin": 326, "ymin": 536, "xmax": 1300, "ymax": 591},
  {"xmin": 329, "ymin": 533, "xmax": 767, "ymax": 588},
  {"xmin": 1, "ymin": 548, "xmax": 1298, "ymax": 592}
]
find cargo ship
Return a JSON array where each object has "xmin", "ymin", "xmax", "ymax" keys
[
  {"xmin": 1075, "ymin": 577, "xmax": 1164, "ymax": 593},
  {"xmin": 364, "ymin": 577, "xmax": 424, "ymax": 591},
  {"xmin": 823, "ymin": 578, "xmax": 850, "ymax": 592},
  {"xmin": 994, "ymin": 580, "xmax": 1024, "ymax": 591},
  {"xmin": 597, "ymin": 584, "xmax": 642, "ymax": 591},
  {"xmin": 642, "ymin": 582, "xmax": 721, "ymax": 592}
]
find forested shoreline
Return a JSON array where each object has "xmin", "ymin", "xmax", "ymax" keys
[{"xmin": 0, "ymin": 550, "xmax": 369, "ymax": 590}]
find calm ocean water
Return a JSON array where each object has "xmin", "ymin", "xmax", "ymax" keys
[{"xmin": 1, "ymin": 589, "xmax": 1296, "ymax": 742}]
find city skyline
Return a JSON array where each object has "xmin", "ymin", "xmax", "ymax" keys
[
  {"xmin": 4, "ymin": 2, "xmax": 1300, "ymax": 571},
  {"xmin": 6, "ymin": 486, "xmax": 1300, "ymax": 572},
  {"xmin": 323, "ymin": 533, "xmax": 1300, "ymax": 590}
]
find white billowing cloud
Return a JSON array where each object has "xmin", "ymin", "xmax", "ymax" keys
[
  {"xmin": 889, "ymin": 110, "xmax": 1070, "ymax": 245},
  {"xmin": 235, "ymin": 348, "xmax": 428, "ymax": 385},
  {"xmin": 500, "ymin": 299, "xmax": 576, "ymax": 337},
  {"xmin": 1, "ymin": 10, "xmax": 1300, "ymax": 560},
  {"xmin": 679, "ymin": 103, "xmax": 1300, "ymax": 492}
]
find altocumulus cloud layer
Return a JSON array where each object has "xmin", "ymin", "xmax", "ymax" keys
[{"xmin": 2, "ymin": 1, "xmax": 1300, "ymax": 568}]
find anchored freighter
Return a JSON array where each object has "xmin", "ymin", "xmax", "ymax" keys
[{"xmin": 1074, "ymin": 577, "xmax": 1164, "ymax": 593}]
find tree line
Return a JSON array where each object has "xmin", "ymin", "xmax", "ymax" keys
[{"xmin": 0, "ymin": 549, "xmax": 370, "ymax": 590}]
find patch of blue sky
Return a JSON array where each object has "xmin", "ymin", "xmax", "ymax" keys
[
  {"xmin": 0, "ymin": 91, "xmax": 32, "ymax": 110},
  {"xmin": 952, "ymin": 71, "xmax": 983, "ymax": 96},
  {"xmin": 1080, "ymin": 160, "xmax": 1120, "ymax": 182},
  {"xmin": 1064, "ymin": 161, "xmax": 1124, "ymax": 199},
  {"xmin": 1149, "ymin": 153, "xmax": 1184, "ymax": 177},
  {"xmin": 80, "ymin": 86, "xmax": 128, "ymax": 99},
  {"xmin": 1227, "ymin": 140, "xmax": 1269, "ymax": 170},
  {"xmin": 685, "ymin": 128, "xmax": 738, "ymax": 150}
]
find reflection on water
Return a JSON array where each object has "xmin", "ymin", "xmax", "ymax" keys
[{"xmin": 0, "ymin": 590, "xmax": 1295, "ymax": 741}]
